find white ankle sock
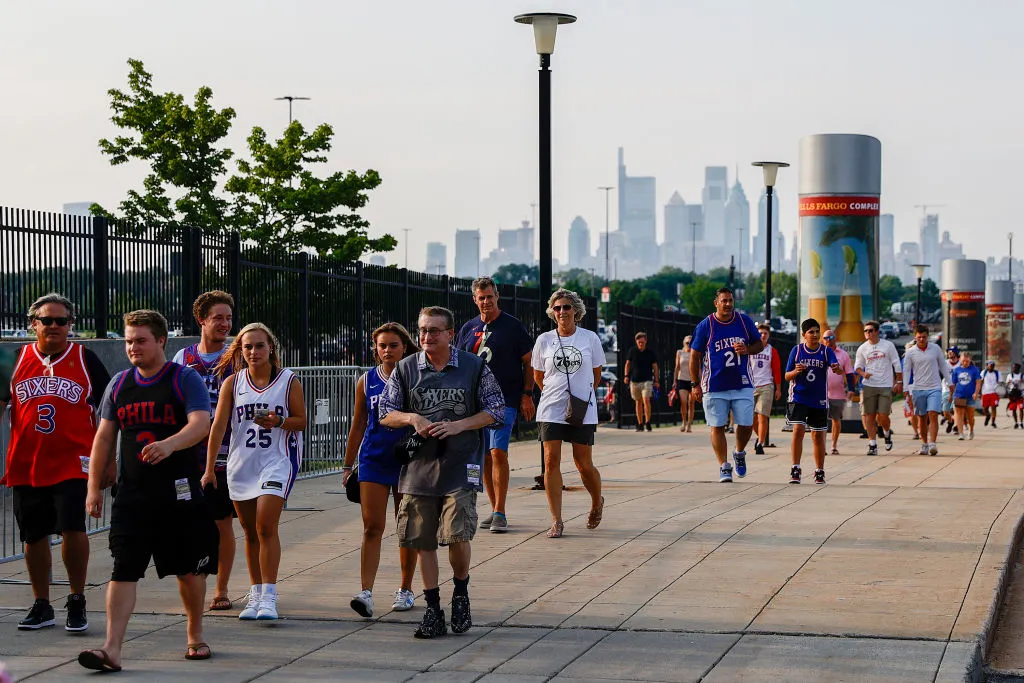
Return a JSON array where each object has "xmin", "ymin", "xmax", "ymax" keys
[
  {"xmin": 251, "ymin": 583, "xmax": 263, "ymax": 597},
  {"xmin": 263, "ymin": 583, "xmax": 277, "ymax": 596}
]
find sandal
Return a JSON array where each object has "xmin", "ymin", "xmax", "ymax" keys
[
  {"xmin": 78, "ymin": 649, "xmax": 122, "ymax": 672},
  {"xmin": 209, "ymin": 596, "xmax": 232, "ymax": 611},
  {"xmin": 547, "ymin": 521, "xmax": 564, "ymax": 538},
  {"xmin": 587, "ymin": 496, "xmax": 605, "ymax": 530},
  {"xmin": 186, "ymin": 643, "xmax": 212, "ymax": 661},
  {"xmin": 831, "ymin": 448, "xmax": 839, "ymax": 455}
]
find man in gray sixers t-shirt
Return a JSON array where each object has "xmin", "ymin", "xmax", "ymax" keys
[{"xmin": 380, "ymin": 306, "xmax": 505, "ymax": 639}]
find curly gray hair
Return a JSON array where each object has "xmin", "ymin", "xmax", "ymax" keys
[
  {"xmin": 546, "ymin": 288, "xmax": 586, "ymax": 323},
  {"xmin": 28, "ymin": 292, "xmax": 76, "ymax": 322}
]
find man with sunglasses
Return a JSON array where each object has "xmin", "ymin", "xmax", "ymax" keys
[
  {"xmin": 1, "ymin": 293, "xmax": 111, "ymax": 633},
  {"xmin": 854, "ymin": 321, "xmax": 903, "ymax": 455}
]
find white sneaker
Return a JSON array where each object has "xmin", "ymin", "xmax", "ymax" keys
[
  {"xmin": 969, "ymin": 429, "xmax": 975, "ymax": 440},
  {"xmin": 919, "ymin": 444, "xmax": 929, "ymax": 455},
  {"xmin": 928, "ymin": 444, "xmax": 938, "ymax": 456},
  {"xmin": 350, "ymin": 589, "xmax": 373, "ymax": 618},
  {"xmin": 239, "ymin": 589, "xmax": 261, "ymax": 620},
  {"xmin": 256, "ymin": 592, "xmax": 279, "ymax": 620},
  {"xmin": 392, "ymin": 589, "xmax": 415, "ymax": 612}
]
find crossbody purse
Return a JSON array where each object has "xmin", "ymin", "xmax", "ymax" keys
[{"xmin": 555, "ymin": 332, "xmax": 592, "ymax": 428}]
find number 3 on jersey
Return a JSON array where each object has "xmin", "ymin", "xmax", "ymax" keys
[
  {"xmin": 245, "ymin": 428, "xmax": 272, "ymax": 449},
  {"xmin": 35, "ymin": 404, "xmax": 55, "ymax": 434}
]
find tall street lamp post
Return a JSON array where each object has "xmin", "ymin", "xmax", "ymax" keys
[
  {"xmin": 515, "ymin": 12, "xmax": 576, "ymax": 306},
  {"xmin": 598, "ymin": 185, "xmax": 613, "ymax": 282},
  {"xmin": 752, "ymin": 161, "xmax": 789, "ymax": 322},
  {"xmin": 912, "ymin": 263, "xmax": 929, "ymax": 326}
]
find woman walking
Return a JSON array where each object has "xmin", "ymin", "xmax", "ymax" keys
[
  {"xmin": 343, "ymin": 323, "xmax": 420, "ymax": 618},
  {"xmin": 203, "ymin": 323, "xmax": 306, "ymax": 621},
  {"xmin": 674, "ymin": 335, "xmax": 695, "ymax": 432},
  {"xmin": 532, "ymin": 289, "xmax": 607, "ymax": 538}
]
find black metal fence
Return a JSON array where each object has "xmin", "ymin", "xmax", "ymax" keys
[
  {"xmin": 1, "ymin": 206, "xmax": 596, "ymax": 366},
  {"xmin": 614, "ymin": 303, "xmax": 796, "ymax": 428}
]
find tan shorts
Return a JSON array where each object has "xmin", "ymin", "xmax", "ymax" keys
[
  {"xmin": 861, "ymin": 386, "xmax": 893, "ymax": 415},
  {"xmin": 753, "ymin": 384, "xmax": 775, "ymax": 416},
  {"xmin": 630, "ymin": 380, "xmax": 654, "ymax": 401},
  {"xmin": 397, "ymin": 489, "xmax": 478, "ymax": 551}
]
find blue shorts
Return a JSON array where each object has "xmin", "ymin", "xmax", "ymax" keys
[
  {"xmin": 941, "ymin": 390, "xmax": 954, "ymax": 413},
  {"xmin": 913, "ymin": 389, "xmax": 943, "ymax": 415},
  {"xmin": 486, "ymin": 407, "xmax": 519, "ymax": 453},
  {"xmin": 703, "ymin": 389, "xmax": 755, "ymax": 428}
]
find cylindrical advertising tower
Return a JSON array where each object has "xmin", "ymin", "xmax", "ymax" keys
[
  {"xmin": 797, "ymin": 134, "xmax": 881, "ymax": 350},
  {"xmin": 1013, "ymin": 292, "xmax": 1024, "ymax": 367},
  {"xmin": 986, "ymin": 280, "xmax": 1014, "ymax": 372},
  {"xmin": 941, "ymin": 259, "xmax": 986, "ymax": 360}
]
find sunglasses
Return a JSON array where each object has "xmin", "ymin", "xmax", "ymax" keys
[
  {"xmin": 822, "ymin": 335, "xmax": 835, "ymax": 340},
  {"xmin": 34, "ymin": 316, "xmax": 70, "ymax": 327},
  {"xmin": 552, "ymin": 305, "xmax": 574, "ymax": 312}
]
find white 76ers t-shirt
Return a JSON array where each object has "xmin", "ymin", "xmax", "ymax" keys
[{"xmin": 532, "ymin": 328, "xmax": 607, "ymax": 425}]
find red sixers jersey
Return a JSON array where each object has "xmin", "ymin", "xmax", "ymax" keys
[{"xmin": 3, "ymin": 343, "xmax": 97, "ymax": 487}]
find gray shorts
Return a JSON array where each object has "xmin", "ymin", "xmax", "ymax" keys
[
  {"xmin": 828, "ymin": 399, "xmax": 846, "ymax": 421},
  {"xmin": 397, "ymin": 489, "xmax": 478, "ymax": 551},
  {"xmin": 861, "ymin": 386, "xmax": 893, "ymax": 415}
]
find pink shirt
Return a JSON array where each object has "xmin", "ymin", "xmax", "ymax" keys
[{"xmin": 826, "ymin": 346, "xmax": 854, "ymax": 400}]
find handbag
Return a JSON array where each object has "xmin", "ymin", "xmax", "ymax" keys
[
  {"xmin": 556, "ymin": 332, "xmax": 592, "ymax": 428},
  {"xmin": 344, "ymin": 465, "xmax": 360, "ymax": 503}
]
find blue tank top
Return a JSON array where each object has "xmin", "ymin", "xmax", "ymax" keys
[
  {"xmin": 787, "ymin": 343, "xmax": 836, "ymax": 409},
  {"xmin": 359, "ymin": 367, "xmax": 408, "ymax": 461},
  {"xmin": 693, "ymin": 312, "xmax": 758, "ymax": 393},
  {"xmin": 180, "ymin": 343, "xmax": 231, "ymax": 468}
]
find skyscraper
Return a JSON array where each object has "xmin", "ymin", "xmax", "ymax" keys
[
  {"xmin": 454, "ymin": 229, "xmax": 481, "ymax": 278},
  {"xmin": 879, "ymin": 214, "xmax": 896, "ymax": 277},
  {"xmin": 753, "ymin": 189, "xmax": 780, "ymax": 275},
  {"xmin": 683, "ymin": 204, "xmax": 704, "ymax": 274},
  {"xmin": 663, "ymin": 191, "xmax": 687, "ymax": 245},
  {"xmin": 617, "ymin": 147, "xmax": 657, "ymax": 271},
  {"xmin": 567, "ymin": 216, "xmax": 591, "ymax": 269},
  {"xmin": 702, "ymin": 167, "xmax": 728, "ymax": 251},
  {"xmin": 724, "ymin": 177, "xmax": 750, "ymax": 275},
  {"xmin": 919, "ymin": 214, "xmax": 939, "ymax": 273},
  {"xmin": 426, "ymin": 242, "xmax": 447, "ymax": 275}
]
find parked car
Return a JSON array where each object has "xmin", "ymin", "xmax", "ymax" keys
[
  {"xmin": 896, "ymin": 321, "xmax": 910, "ymax": 336},
  {"xmin": 0, "ymin": 329, "xmax": 28, "ymax": 338},
  {"xmin": 879, "ymin": 322, "xmax": 899, "ymax": 340}
]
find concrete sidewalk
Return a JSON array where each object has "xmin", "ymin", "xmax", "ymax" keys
[{"xmin": 2, "ymin": 413, "xmax": 1022, "ymax": 682}]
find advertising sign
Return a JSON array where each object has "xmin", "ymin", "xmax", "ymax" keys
[
  {"xmin": 942, "ymin": 290, "xmax": 985, "ymax": 360},
  {"xmin": 987, "ymin": 302, "xmax": 1014, "ymax": 370},
  {"xmin": 797, "ymin": 196, "xmax": 879, "ymax": 349}
]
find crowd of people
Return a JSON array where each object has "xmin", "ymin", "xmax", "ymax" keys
[{"xmin": 2, "ymin": 283, "xmax": 1019, "ymax": 671}]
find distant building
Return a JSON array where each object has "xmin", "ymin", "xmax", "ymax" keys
[
  {"xmin": 702, "ymin": 166, "xmax": 728, "ymax": 253},
  {"xmin": 936, "ymin": 231, "xmax": 965, "ymax": 287},
  {"xmin": 481, "ymin": 220, "xmax": 535, "ymax": 275},
  {"xmin": 920, "ymin": 214, "xmax": 940, "ymax": 274},
  {"xmin": 426, "ymin": 242, "xmax": 447, "ymax": 275},
  {"xmin": 454, "ymin": 229, "xmax": 481, "ymax": 278},
  {"xmin": 753, "ymin": 189, "xmax": 780, "ymax": 274},
  {"xmin": 897, "ymin": 241, "xmax": 922, "ymax": 283},
  {"xmin": 567, "ymin": 216, "xmax": 591, "ymax": 270},
  {"xmin": 879, "ymin": 214, "xmax": 896, "ymax": 277},
  {"xmin": 367, "ymin": 254, "xmax": 386, "ymax": 267},
  {"xmin": 724, "ymin": 176, "xmax": 750, "ymax": 275},
  {"xmin": 616, "ymin": 147, "xmax": 657, "ymax": 274}
]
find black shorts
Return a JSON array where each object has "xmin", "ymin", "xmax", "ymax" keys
[
  {"xmin": 676, "ymin": 380, "xmax": 693, "ymax": 392},
  {"xmin": 109, "ymin": 483, "xmax": 219, "ymax": 582},
  {"xmin": 538, "ymin": 422, "xmax": 597, "ymax": 445},
  {"xmin": 787, "ymin": 402, "xmax": 829, "ymax": 432},
  {"xmin": 13, "ymin": 479, "xmax": 88, "ymax": 544},
  {"xmin": 203, "ymin": 470, "xmax": 236, "ymax": 520}
]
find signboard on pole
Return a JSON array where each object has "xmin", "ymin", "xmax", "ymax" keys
[{"xmin": 601, "ymin": 286, "xmax": 610, "ymax": 303}]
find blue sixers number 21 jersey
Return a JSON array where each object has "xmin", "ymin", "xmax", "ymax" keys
[
  {"xmin": 786, "ymin": 343, "xmax": 837, "ymax": 408},
  {"xmin": 691, "ymin": 312, "xmax": 759, "ymax": 393}
]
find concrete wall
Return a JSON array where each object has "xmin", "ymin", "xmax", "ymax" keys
[{"xmin": 1, "ymin": 337, "xmax": 201, "ymax": 377}]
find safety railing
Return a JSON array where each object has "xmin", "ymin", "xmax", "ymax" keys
[{"xmin": 0, "ymin": 365, "xmax": 366, "ymax": 564}]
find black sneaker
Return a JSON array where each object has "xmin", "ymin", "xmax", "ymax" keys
[
  {"xmin": 789, "ymin": 465, "xmax": 802, "ymax": 484},
  {"xmin": 18, "ymin": 599, "xmax": 55, "ymax": 630},
  {"xmin": 754, "ymin": 442, "xmax": 765, "ymax": 455},
  {"xmin": 645, "ymin": 423, "xmax": 652, "ymax": 432},
  {"xmin": 992, "ymin": 421, "xmax": 998, "ymax": 429},
  {"xmin": 635, "ymin": 423, "xmax": 643, "ymax": 432},
  {"xmin": 984, "ymin": 415, "xmax": 991, "ymax": 426},
  {"xmin": 450, "ymin": 594, "xmax": 472, "ymax": 634},
  {"xmin": 65, "ymin": 593, "xmax": 88, "ymax": 632},
  {"xmin": 953, "ymin": 426, "xmax": 960, "ymax": 435},
  {"xmin": 414, "ymin": 606, "xmax": 447, "ymax": 639},
  {"xmin": 814, "ymin": 469, "xmax": 826, "ymax": 485},
  {"xmin": 884, "ymin": 430, "xmax": 893, "ymax": 451},
  {"xmin": 946, "ymin": 422, "xmax": 953, "ymax": 434},
  {"xmin": 867, "ymin": 444, "xmax": 878, "ymax": 456},
  {"xmin": 727, "ymin": 426, "xmax": 735, "ymax": 434}
]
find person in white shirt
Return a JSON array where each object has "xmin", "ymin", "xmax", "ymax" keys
[
  {"xmin": 748, "ymin": 323, "xmax": 782, "ymax": 455},
  {"xmin": 901, "ymin": 325, "xmax": 953, "ymax": 456},
  {"xmin": 1006, "ymin": 362, "xmax": 1023, "ymax": 429},
  {"xmin": 854, "ymin": 321, "xmax": 903, "ymax": 455},
  {"xmin": 981, "ymin": 360, "xmax": 1001, "ymax": 428}
]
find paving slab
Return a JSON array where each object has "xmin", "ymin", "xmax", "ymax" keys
[
  {"xmin": 558, "ymin": 630, "xmax": 739, "ymax": 682},
  {"xmin": 430, "ymin": 627, "xmax": 549, "ymax": 672},
  {"xmin": 492, "ymin": 629, "xmax": 608, "ymax": 677}
]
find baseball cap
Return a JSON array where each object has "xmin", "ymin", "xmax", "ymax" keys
[
  {"xmin": 948, "ymin": 346, "xmax": 960, "ymax": 355},
  {"xmin": 987, "ymin": 359, "xmax": 996, "ymax": 365}
]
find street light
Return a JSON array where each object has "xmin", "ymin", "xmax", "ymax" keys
[
  {"xmin": 515, "ymin": 11, "xmax": 576, "ymax": 306},
  {"xmin": 752, "ymin": 161, "xmax": 789, "ymax": 322},
  {"xmin": 911, "ymin": 263, "xmax": 929, "ymax": 326},
  {"xmin": 598, "ymin": 185, "xmax": 613, "ymax": 283}
]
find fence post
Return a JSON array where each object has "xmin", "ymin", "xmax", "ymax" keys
[
  {"xmin": 355, "ymin": 261, "xmax": 366, "ymax": 366},
  {"xmin": 299, "ymin": 252, "xmax": 310, "ymax": 366},
  {"xmin": 402, "ymin": 268, "xmax": 410, "ymax": 329},
  {"xmin": 186, "ymin": 227, "xmax": 203, "ymax": 335},
  {"xmin": 226, "ymin": 232, "xmax": 241, "ymax": 334},
  {"xmin": 442, "ymin": 274, "xmax": 450, "ymax": 310},
  {"xmin": 92, "ymin": 216, "xmax": 109, "ymax": 339}
]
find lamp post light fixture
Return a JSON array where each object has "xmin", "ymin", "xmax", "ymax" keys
[
  {"xmin": 752, "ymin": 161, "xmax": 789, "ymax": 322},
  {"xmin": 515, "ymin": 11, "xmax": 576, "ymax": 306},
  {"xmin": 911, "ymin": 263, "xmax": 929, "ymax": 326}
]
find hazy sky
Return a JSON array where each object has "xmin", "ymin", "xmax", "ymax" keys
[{"xmin": 2, "ymin": 0, "xmax": 1021, "ymax": 271}]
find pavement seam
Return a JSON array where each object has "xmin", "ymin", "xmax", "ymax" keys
[
  {"xmin": 241, "ymin": 619, "xmax": 378, "ymax": 682},
  {"xmin": 915, "ymin": 451, "xmax": 966, "ymax": 487},
  {"xmin": 844, "ymin": 452, "xmax": 915, "ymax": 485}
]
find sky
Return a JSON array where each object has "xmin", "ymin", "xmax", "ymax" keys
[{"xmin": 1, "ymin": 0, "xmax": 1021, "ymax": 272}]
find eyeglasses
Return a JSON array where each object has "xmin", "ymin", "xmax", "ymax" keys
[
  {"xmin": 552, "ymin": 305, "xmax": 574, "ymax": 312},
  {"xmin": 34, "ymin": 316, "xmax": 70, "ymax": 327},
  {"xmin": 863, "ymin": 328, "xmax": 877, "ymax": 334},
  {"xmin": 418, "ymin": 327, "xmax": 450, "ymax": 337}
]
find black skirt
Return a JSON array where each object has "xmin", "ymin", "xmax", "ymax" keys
[{"xmin": 538, "ymin": 422, "xmax": 597, "ymax": 445}]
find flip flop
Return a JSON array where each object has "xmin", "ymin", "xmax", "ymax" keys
[
  {"xmin": 831, "ymin": 448, "xmax": 839, "ymax": 455},
  {"xmin": 186, "ymin": 642, "xmax": 212, "ymax": 661},
  {"xmin": 209, "ymin": 596, "xmax": 232, "ymax": 611},
  {"xmin": 78, "ymin": 649, "xmax": 122, "ymax": 672},
  {"xmin": 587, "ymin": 496, "xmax": 605, "ymax": 530}
]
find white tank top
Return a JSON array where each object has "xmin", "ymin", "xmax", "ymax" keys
[
  {"xmin": 228, "ymin": 367, "xmax": 299, "ymax": 473},
  {"xmin": 748, "ymin": 344, "xmax": 775, "ymax": 387}
]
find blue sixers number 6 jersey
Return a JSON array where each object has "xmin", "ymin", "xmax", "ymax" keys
[
  {"xmin": 787, "ymin": 343, "xmax": 837, "ymax": 408},
  {"xmin": 691, "ymin": 312, "xmax": 759, "ymax": 393}
]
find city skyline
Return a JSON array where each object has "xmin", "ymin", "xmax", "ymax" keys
[{"xmin": 2, "ymin": 1, "xmax": 1021, "ymax": 274}]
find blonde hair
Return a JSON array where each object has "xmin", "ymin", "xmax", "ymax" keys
[
  {"xmin": 214, "ymin": 322, "xmax": 282, "ymax": 376},
  {"xmin": 371, "ymin": 322, "xmax": 419, "ymax": 363},
  {"xmin": 546, "ymin": 288, "xmax": 586, "ymax": 322}
]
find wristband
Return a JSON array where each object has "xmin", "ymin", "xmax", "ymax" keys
[
  {"xmin": 278, "ymin": 414, "xmax": 286, "ymax": 428},
  {"xmin": 342, "ymin": 466, "xmax": 353, "ymax": 471}
]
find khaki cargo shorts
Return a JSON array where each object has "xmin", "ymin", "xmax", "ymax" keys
[
  {"xmin": 397, "ymin": 489, "xmax": 478, "ymax": 551},
  {"xmin": 630, "ymin": 380, "xmax": 654, "ymax": 401},
  {"xmin": 861, "ymin": 385, "xmax": 893, "ymax": 415},
  {"xmin": 753, "ymin": 384, "xmax": 775, "ymax": 416}
]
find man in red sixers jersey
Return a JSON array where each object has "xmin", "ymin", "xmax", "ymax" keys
[{"xmin": 1, "ymin": 293, "xmax": 111, "ymax": 633}]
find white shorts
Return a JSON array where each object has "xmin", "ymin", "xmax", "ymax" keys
[{"xmin": 227, "ymin": 435, "xmax": 302, "ymax": 501}]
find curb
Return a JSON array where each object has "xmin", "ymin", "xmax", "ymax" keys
[{"xmin": 971, "ymin": 500, "xmax": 1024, "ymax": 682}]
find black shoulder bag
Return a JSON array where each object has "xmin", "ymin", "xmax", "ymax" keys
[{"xmin": 556, "ymin": 332, "xmax": 592, "ymax": 428}]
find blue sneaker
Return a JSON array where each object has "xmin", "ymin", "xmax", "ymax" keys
[
  {"xmin": 733, "ymin": 451, "xmax": 747, "ymax": 478},
  {"xmin": 719, "ymin": 462, "xmax": 733, "ymax": 483}
]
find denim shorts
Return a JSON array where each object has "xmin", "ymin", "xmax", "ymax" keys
[
  {"xmin": 912, "ymin": 389, "xmax": 943, "ymax": 415},
  {"xmin": 702, "ymin": 389, "xmax": 755, "ymax": 428},
  {"xmin": 486, "ymin": 407, "xmax": 519, "ymax": 452}
]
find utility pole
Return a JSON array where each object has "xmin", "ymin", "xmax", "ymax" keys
[{"xmin": 275, "ymin": 95, "xmax": 311, "ymax": 188}]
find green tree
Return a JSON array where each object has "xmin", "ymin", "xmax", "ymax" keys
[
  {"xmin": 631, "ymin": 288, "xmax": 663, "ymax": 310},
  {"xmin": 774, "ymin": 272, "xmax": 799, "ymax": 320},
  {"xmin": 492, "ymin": 263, "xmax": 538, "ymax": 286},
  {"xmin": 680, "ymin": 276, "xmax": 720, "ymax": 317},
  {"xmin": 224, "ymin": 122, "xmax": 392, "ymax": 259},
  {"xmin": 93, "ymin": 59, "xmax": 235, "ymax": 236},
  {"xmin": 609, "ymin": 280, "xmax": 640, "ymax": 307},
  {"xmin": 878, "ymin": 275, "xmax": 904, "ymax": 316},
  {"xmin": 920, "ymin": 278, "xmax": 941, "ymax": 312}
]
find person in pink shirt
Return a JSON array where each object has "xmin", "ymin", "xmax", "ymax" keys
[{"xmin": 823, "ymin": 329, "xmax": 856, "ymax": 455}]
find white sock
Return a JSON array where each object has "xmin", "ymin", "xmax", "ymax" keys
[
  {"xmin": 251, "ymin": 584, "xmax": 263, "ymax": 598},
  {"xmin": 263, "ymin": 583, "xmax": 277, "ymax": 596},
  {"xmin": 869, "ymin": 440, "xmax": 877, "ymax": 446}
]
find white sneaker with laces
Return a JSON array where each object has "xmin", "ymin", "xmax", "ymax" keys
[
  {"xmin": 919, "ymin": 444, "xmax": 929, "ymax": 455},
  {"xmin": 350, "ymin": 589, "xmax": 374, "ymax": 618},
  {"xmin": 392, "ymin": 589, "xmax": 415, "ymax": 611},
  {"xmin": 239, "ymin": 589, "xmax": 261, "ymax": 620},
  {"xmin": 928, "ymin": 443, "xmax": 938, "ymax": 456},
  {"xmin": 256, "ymin": 592, "xmax": 279, "ymax": 620}
]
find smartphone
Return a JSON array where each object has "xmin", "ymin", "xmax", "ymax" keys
[{"xmin": 254, "ymin": 408, "xmax": 272, "ymax": 420}]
